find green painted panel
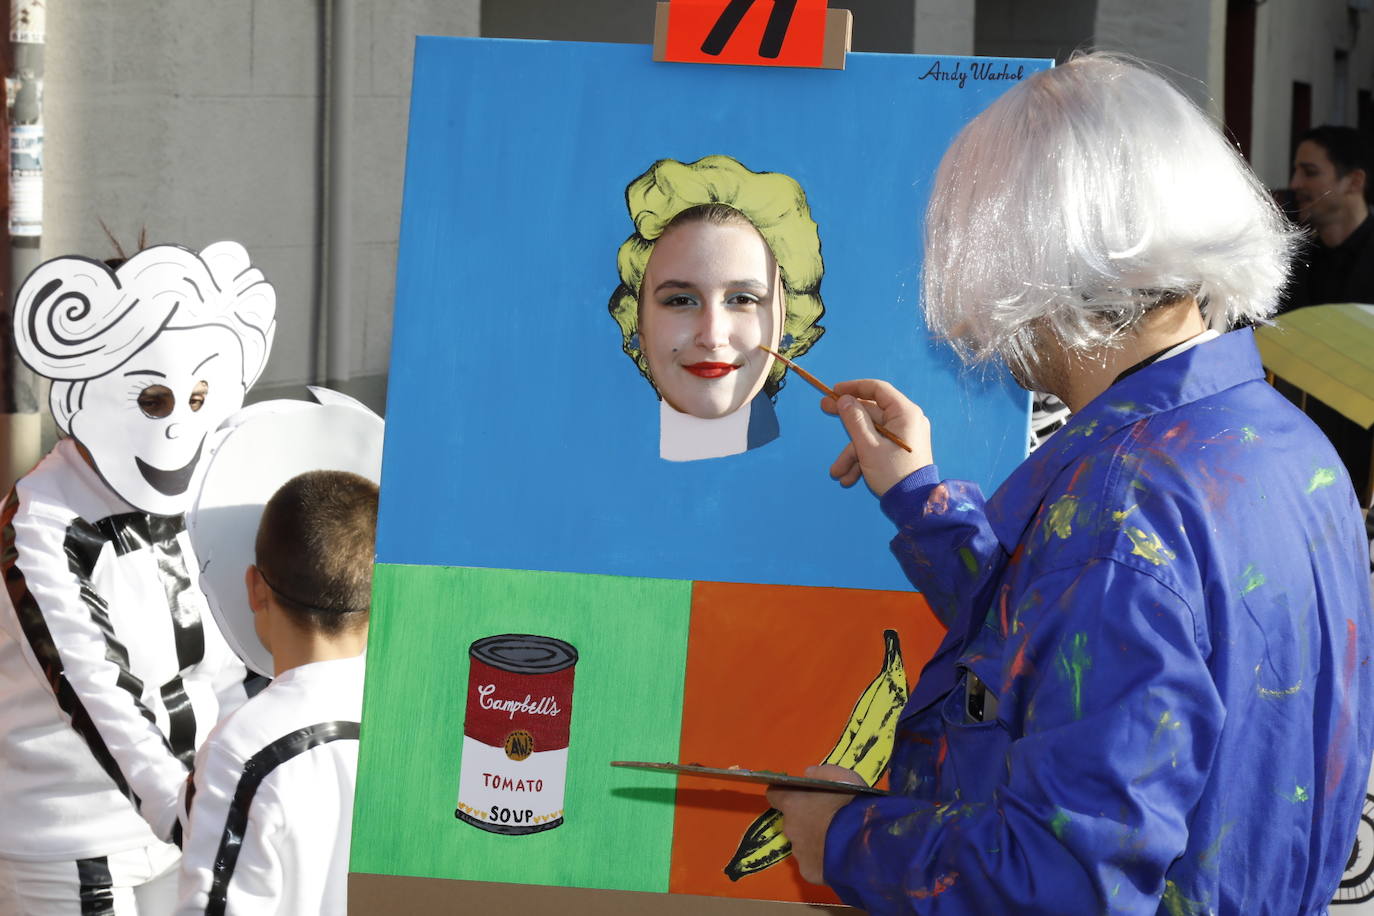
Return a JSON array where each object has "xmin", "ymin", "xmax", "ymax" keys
[{"xmin": 351, "ymin": 564, "xmax": 692, "ymax": 892}]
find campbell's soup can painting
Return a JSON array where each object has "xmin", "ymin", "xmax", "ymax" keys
[{"xmin": 455, "ymin": 634, "xmax": 578, "ymax": 834}]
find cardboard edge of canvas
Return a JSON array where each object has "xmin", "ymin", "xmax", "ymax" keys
[{"xmin": 348, "ymin": 872, "xmax": 852, "ymax": 914}]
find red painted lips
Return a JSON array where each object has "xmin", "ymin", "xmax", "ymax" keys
[{"xmin": 684, "ymin": 362, "xmax": 738, "ymax": 379}]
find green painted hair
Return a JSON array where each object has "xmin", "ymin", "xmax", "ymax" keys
[{"xmin": 608, "ymin": 155, "xmax": 825, "ymax": 398}]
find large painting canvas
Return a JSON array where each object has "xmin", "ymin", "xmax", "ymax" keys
[{"xmin": 352, "ymin": 36, "xmax": 1048, "ymax": 910}]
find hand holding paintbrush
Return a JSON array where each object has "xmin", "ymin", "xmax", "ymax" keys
[
  {"xmin": 759, "ymin": 345, "xmax": 933, "ymax": 497},
  {"xmin": 758, "ymin": 345, "xmax": 913, "ymax": 453}
]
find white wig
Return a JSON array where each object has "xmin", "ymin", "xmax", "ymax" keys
[
  {"xmin": 922, "ymin": 52, "xmax": 1298, "ymax": 381},
  {"xmin": 14, "ymin": 241, "xmax": 277, "ymax": 433}
]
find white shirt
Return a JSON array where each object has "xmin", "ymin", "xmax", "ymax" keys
[
  {"xmin": 176, "ymin": 654, "xmax": 365, "ymax": 916},
  {"xmin": 0, "ymin": 438, "xmax": 250, "ymax": 860},
  {"xmin": 658, "ymin": 391, "xmax": 779, "ymax": 461}
]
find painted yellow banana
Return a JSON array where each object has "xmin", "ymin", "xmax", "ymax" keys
[
  {"xmin": 822, "ymin": 628, "xmax": 908, "ymax": 783},
  {"xmin": 723, "ymin": 808, "xmax": 791, "ymax": 881},
  {"xmin": 723, "ymin": 629, "xmax": 907, "ymax": 881}
]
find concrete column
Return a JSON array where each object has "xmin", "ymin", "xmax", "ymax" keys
[
  {"xmin": 325, "ymin": 0, "xmax": 355, "ymax": 389},
  {"xmin": 974, "ymin": 0, "xmax": 1095, "ymax": 63},
  {"xmin": 914, "ymin": 0, "xmax": 975, "ymax": 55},
  {"xmin": 851, "ymin": 0, "xmax": 974, "ymax": 54},
  {"xmin": 2, "ymin": 0, "xmax": 46, "ymax": 490},
  {"xmin": 1094, "ymin": 0, "xmax": 1222, "ymax": 111},
  {"xmin": 1204, "ymin": 0, "xmax": 1227, "ymax": 121}
]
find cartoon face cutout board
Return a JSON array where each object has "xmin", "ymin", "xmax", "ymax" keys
[
  {"xmin": 186, "ymin": 391, "xmax": 385, "ymax": 675},
  {"xmin": 13, "ymin": 242, "xmax": 277, "ymax": 516},
  {"xmin": 352, "ymin": 38, "xmax": 1048, "ymax": 911}
]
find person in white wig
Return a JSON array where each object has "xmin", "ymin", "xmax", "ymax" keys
[
  {"xmin": 0, "ymin": 241, "xmax": 276, "ymax": 914},
  {"xmin": 767, "ymin": 53, "xmax": 1374, "ymax": 914}
]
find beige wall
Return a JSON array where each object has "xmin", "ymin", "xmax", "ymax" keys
[
  {"xmin": 1250, "ymin": 0, "xmax": 1374, "ymax": 189},
  {"xmin": 979, "ymin": 0, "xmax": 1225, "ymax": 112},
  {"xmin": 43, "ymin": 0, "xmax": 479, "ymax": 408},
  {"xmin": 976, "ymin": 0, "xmax": 1374, "ymax": 188},
  {"xmin": 36, "ymin": 0, "xmax": 1374, "ymax": 420},
  {"xmin": 1093, "ymin": 0, "xmax": 1226, "ymax": 113}
]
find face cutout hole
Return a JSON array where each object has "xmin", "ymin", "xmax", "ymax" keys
[
  {"xmin": 189, "ymin": 380, "xmax": 208, "ymax": 412},
  {"xmin": 137, "ymin": 385, "xmax": 174, "ymax": 419}
]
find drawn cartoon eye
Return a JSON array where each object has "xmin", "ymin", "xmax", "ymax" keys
[
  {"xmin": 136, "ymin": 385, "xmax": 174, "ymax": 419},
  {"xmin": 189, "ymin": 380, "xmax": 209, "ymax": 413}
]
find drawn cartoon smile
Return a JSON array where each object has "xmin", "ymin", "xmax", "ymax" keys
[
  {"xmin": 684, "ymin": 361, "xmax": 740, "ymax": 379},
  {"xmin": 135, "ymin": 438, "xmax": 205, "ymax": 496}
]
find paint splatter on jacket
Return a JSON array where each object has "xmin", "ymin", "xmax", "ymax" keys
[{"xmin": 824, "ymin": 329, "xmax": 1374, "ymax": 914}]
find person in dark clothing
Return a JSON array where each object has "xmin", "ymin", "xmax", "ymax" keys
[{"xmin": 1282, "ymin": 125, "xmax": 1374, "ymax": 310}]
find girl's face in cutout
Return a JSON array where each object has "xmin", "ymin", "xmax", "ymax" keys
[
  {"xmin": 70, "ymin": 325, "xmax": 247, "ymax": 516},
  {"xmin": 639, "ymin": 219, "xmax": 783, "ymax": 419}
]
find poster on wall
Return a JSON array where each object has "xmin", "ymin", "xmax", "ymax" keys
[{"xmin": 350, "ymin": 36, "xmax": 1048, "ymax": 911}]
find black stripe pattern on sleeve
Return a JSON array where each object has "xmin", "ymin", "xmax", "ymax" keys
[
  {"xmin": 205, "ymin": 721, "xmax": 361, "ymax": 916},
  {"xmin": 76, "ymin": 855, "xmax": 116, "ymax": 915},
  {"xmin": 101, "ymin": 513, "xmax": 206, "ymax": 769},
  {"xmin": 1, "ymin": 492, "xmax": 147, "ymax": 809},
  {"xmin": 63, "ymin": 517, "xmax": 163, "ymax": 735}
]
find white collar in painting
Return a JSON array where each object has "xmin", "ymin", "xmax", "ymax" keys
[{"xmin": 659, "ymin": 398, "xmax": 754, "ymax": 462}]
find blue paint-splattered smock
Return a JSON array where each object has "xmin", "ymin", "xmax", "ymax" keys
[{"xmin": 824, "ymin": 329, "xmax": 1374, "ymax": 914}]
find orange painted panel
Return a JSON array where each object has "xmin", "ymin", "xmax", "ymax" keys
[
  {"xmin": 664, "ymin": 0, "xmax": 829, "ymax": 68},
  {"xmin": 669, "ymin": 581, "xmax": 945, "ymax": 904}
]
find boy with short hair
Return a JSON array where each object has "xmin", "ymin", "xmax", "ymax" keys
[{"xmin": 175, "ymin": 470, "xmax": 377, "ymax": 915}]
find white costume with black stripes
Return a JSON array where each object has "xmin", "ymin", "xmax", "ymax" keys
[
  {"xmin": 175, "ymin": 653, "xmax": 363, "ymax": 916},
  {"xmin": 0, "ymin": 843, "xmax": 180, "ymax": 915},
  {"xmin": 0, "ymin": 440, "xmax": 252, "ymax": 873}
]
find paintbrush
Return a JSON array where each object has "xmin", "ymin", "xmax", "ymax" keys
[{"xmin": 758, "ymin": 345, "xmax": 913, "ymax": 453}]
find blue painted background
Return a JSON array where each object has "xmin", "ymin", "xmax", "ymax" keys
[{"xmin": 378, "ymin": 38, "xmax": 1048, "ymax": 591}]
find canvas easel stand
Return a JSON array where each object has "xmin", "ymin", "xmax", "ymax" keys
[
  {"xmin": 348, "ymin": 2, "xmax": 1042, "ymax": 911},
  {"xmin": 357, "ymin": 10, "xmax": 854, "ymax": 913}
]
